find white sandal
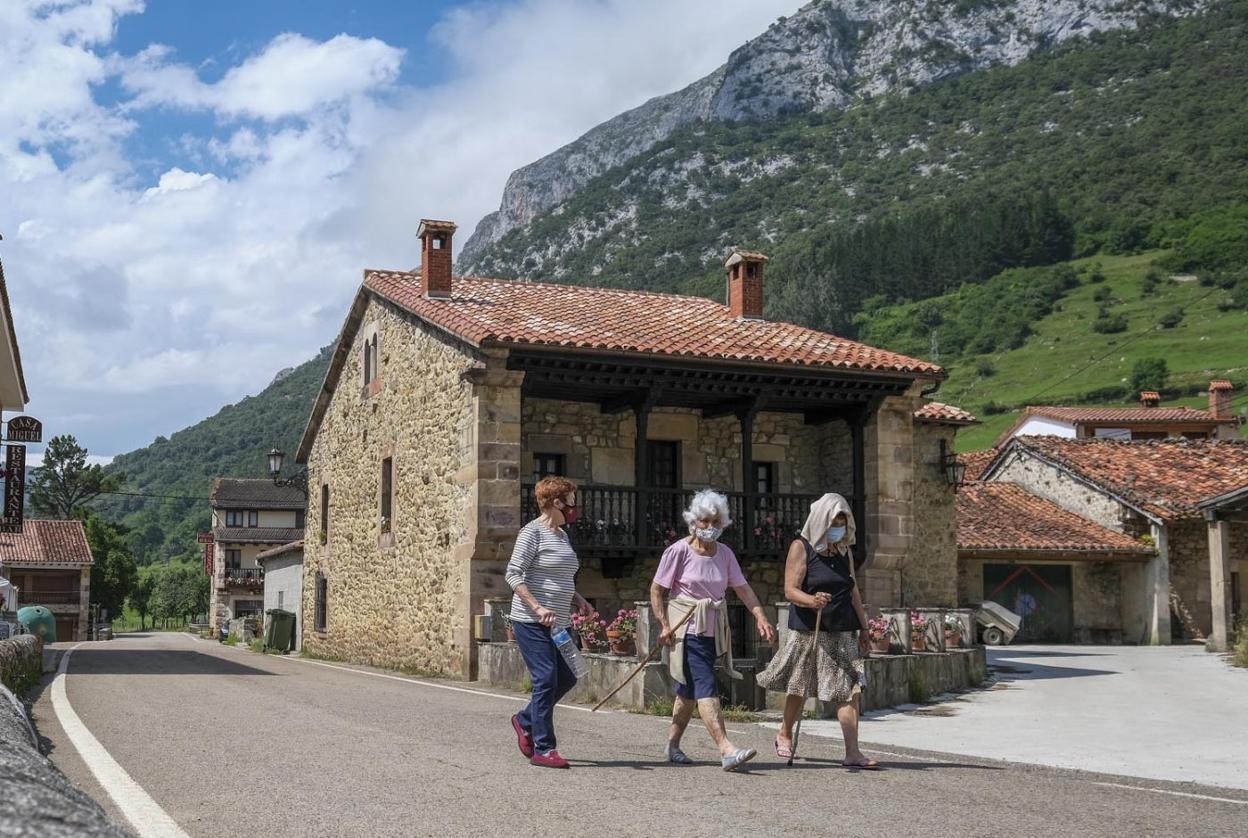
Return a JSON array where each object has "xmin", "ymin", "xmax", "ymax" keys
[{"xmin": 721, "ymin": 747, "xmax": 757, "ymax": 772}]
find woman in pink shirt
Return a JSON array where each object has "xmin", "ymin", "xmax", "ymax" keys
[{"xmin": 649, "ymin": 489, "xmax": 777, "ymax": 771}]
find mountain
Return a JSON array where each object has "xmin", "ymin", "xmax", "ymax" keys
[
  {"xmin": 458, "ymin": 0, "xmax": 1248, "ymax": 338},
  {"xmin": 459, "ymin": 0, "xmax": 1209, "ymax": 262},
  {"xmin": 96, "ymin": 346, "xmax": 332, "ymax": 564}
]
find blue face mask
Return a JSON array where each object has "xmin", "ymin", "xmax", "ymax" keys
[{"xmin": 826, "ymin": 526, "xmax": 846, "ymax": 544}]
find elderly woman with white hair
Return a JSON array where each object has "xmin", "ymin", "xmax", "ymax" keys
[
  {"xmin": 649, "ymin": 488, "xmax": 777, "ymax": 771},
  {"xmin": 756, "ymin": 492, "xmax": 878, "ymax": 769}
]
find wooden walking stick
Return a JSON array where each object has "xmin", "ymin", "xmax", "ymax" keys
[
  {"xmin": 788, "ymin": 605, "xmax": 822, "ymax": 767},
  {"xmin": 592, "ymin": 605, "xmax": 697, "ymax": 712}
]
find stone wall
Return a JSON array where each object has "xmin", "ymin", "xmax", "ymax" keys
[
  {"xmin": 993, "ymin": 451, "xmax": 1145, "ymax": 534},
  {"xmin": 905, "ymin": 422, "xmax": 958, "ymax": 607},
  {"xmin": 959, "ymin": 559, "xmax": 1128, "ymax": 642},
  {"xmin": 304, "ymin": 295, "xmax": 477, "ymax": 677},
  {"xmin": 0, "ymin": 636, "xmax": 40, "ymax": 693}
]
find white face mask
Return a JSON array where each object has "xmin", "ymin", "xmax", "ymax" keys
[
  {"xmin": 826, "ymin": 525, "xmax": 847, "ymax": 544},
  {"xmin": 694, "ymin": 525, "xmax": 723, "ymax": 542}
]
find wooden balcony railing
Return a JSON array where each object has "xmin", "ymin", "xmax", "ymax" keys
[
  {"xmin": 520, "ymin": 483, "xmax": 848, "ymax": 561},
  {"xmin": 21, "ymin": 590, "xmax": 80, "ymax": 605},
  {"xmin": 224, "ymin": 567, "xmax": 265, "ymax": 587}
]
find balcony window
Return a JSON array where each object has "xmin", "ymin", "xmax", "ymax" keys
[
  {"xmin": 532, "ymin": 452, "xmax": 565, "ymax": 482},
  {"xmin": 248, "ymin": 510, "xmax": 259, "ymax": 528},
  {"xmin": 226, "ymin": 510, "xmax": 243, "ymax": 527}
]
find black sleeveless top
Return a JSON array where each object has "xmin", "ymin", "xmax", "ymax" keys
[{"xmin": 787, "ymin": 537, "xmax": 862, "ymax": 633}]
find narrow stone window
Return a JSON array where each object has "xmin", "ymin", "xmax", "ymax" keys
[
  {"xmin": 319, "ymin": 484, "xmax": 330, "ymax": 545},
  {"xmin": 314, "ymin": 572, "xmax": 328, "ymax": 632},
  {"xmin": 380, "ymin": 457, "xmax": 393, "ymax": 532}
]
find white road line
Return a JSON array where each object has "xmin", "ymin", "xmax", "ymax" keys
[
  {"xmin": 1091, "ymin": 782, "xmax": 1248, "ymax": 806},
  {"xmin": 51, "ymin": 644, "xmax": 191, "ymax": 838}
]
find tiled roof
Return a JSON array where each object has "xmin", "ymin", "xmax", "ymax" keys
[
  {"xmin": 1210, "ymin": 379, "xmax": 1233, "ymax": 391},
  {"xmin": 994, "ymin": 404, "xmax": 1237, "ymax": 447},
  {"xmin": 210, "ymin": 479, "xmax": 306, "ymax": 511},
  {"xmin": 256, "ymin": 540, "xmax": 304, "ymax": 562},
  {"xmin": 363, "ymin": 271, "xmax": 943, "ymax": 376},
  {"xmin": 958, "ymin": 449, "xmax": 998, "ymax": 483},
  {"xmin": 0, "ymin": 253, "xmax": 30, "ymax": 406},
  {"xmin": 213, "ymin": 527, "xmax": 305, "ymax": 545},
  {"xmin": 0, "ymin": 520, "xmax": 93, "ymax": 566},
  {"xmin": 958, "ymin": 483, "xmax": 1154, "ymax": 556},
  {"xmin": 1004, "ymin": 437, "xmax": 1248, "ymax": 521},
  {"xmin": 914, "ymin": 401, "xmax": 978, "ymax": 425}
]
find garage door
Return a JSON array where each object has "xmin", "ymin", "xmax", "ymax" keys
[{"xmin": 983, "ymin": 564, "xmax": 1073, "ymax": 643}]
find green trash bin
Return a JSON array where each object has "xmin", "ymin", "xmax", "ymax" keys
[
  {"xmin": 17, "ymin": 606, "xmax": 57, "ymax": 643},
  {"xmin": 265, "ymin": 608, "xmax": 295, "ymax": 652}
]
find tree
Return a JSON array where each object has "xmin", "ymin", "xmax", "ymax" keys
[
  {"xmin": 1130, "ymin": 357, "xmax": 1169, "ymax": 394},
  {"xmin": 151, "ymin": 562, "xmax": 208, "ymax": 626},
  {"xmin": 129, "ymin": 572, "xmax": 155, "ymax": 631},
  {"xmin": 29, "ymin": 435, "xmax": 125, "ymax": 520},
  {"xmin": 85, "ymin": 515, "xmax": 137, "ymax": 623}
]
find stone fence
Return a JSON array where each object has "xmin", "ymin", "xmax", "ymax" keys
[
  {"xmin": 477, "ymin": 600, "xmax": 986, "ymax": 713},
  {"xmin": 0, "ymin": 637, "xmax": 135, "ymax": 837}
]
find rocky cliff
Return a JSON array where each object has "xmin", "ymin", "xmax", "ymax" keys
[{"xmin": 459, "ymin": 0, "xmax": 1206, "ymax": 266}]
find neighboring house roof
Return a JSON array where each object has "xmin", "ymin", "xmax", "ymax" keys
[
  {"xmin": 958, "ymin": 483, "xmax": 1154, "ymax": 558},
  {"xmin": 0, "ymin": 250, "xmax": 30, "ymax": 408},
  {"xmin": 958, "ymin": 449, "xmax": 998, "ymax": 483},
  {"xmin": 0, "ymin": 520, "xmax": 93, "ymax": 566},
  {"xmin": 994, "ymin": 404, "xmax": 1235, "ymax": 446},
  {"xmin": 213, "ymin": 527, "xmax": 305, "ymax": 545},
  {"xmin": 986, "ymin": 437, "xmax": 1248, "ymax": 522},
  {"xmin": 256, "ymin": 539, "xmax": 304, "ymax": 564},
  {"xmin": 363, "ymin": 271, "xmax": 941, "ymax": 376},
  {"xmin": 914, "ymin": 401, "xmax": 978, "ymax": 426},
  {"xmin": 210, "ymin": 479, "xmax": 306, "ymax": 511}
]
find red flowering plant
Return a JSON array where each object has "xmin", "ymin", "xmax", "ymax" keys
[
  {"xmin": 607, "ymin": 608, "xmax": 639, "ymax": 638},
  {"xmin": 867, "ymin": 616, "xmax": 892, "ymax": 641},
  {"xmin": 572, "ymin": 612, "xmax": 607, "ymax": 648}
]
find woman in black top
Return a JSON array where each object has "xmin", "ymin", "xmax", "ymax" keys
[{"xmin": 755, "ymin": 493, "xmax": 877, "ymax": 768}]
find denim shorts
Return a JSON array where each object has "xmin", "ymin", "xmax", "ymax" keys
[{"xmin": 675, "ymin": 634, "xmax": 719, "ymax": 700}]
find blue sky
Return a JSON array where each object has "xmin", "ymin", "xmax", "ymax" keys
[{"xmin": 0, "ymin": 0, "xmax": 800, "ymax": 463}]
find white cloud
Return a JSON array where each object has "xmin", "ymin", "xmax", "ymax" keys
[{"xmin": 0, "ymin": 0, "xmax": 801, "ymax": 458}]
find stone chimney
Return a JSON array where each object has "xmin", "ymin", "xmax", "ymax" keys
[
  {"xmin": 1209, "ymin": 379, "xmax": 1233, "ymax": 419},
  {"xmin": 418, "ymin": 219, "xmax": 457, "ymax": 298},
  {"xmin": 1139, "ymin": 390, "xmax": 1160, "ymax": 408},
  {"xmin": 724, "ymin": 249, "xmax": 767, "ymax": 320}
]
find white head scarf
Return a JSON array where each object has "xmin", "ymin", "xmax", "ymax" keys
[{"xmin": 799, "ymin": 493, "xmax": 856, "ymax": 556}]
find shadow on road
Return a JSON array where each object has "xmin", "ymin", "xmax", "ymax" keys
[
  {"xmin": 989, "ymin": 650, "xmax": 1108, "ymax": 659},
  {"xmin": 65, "ymin": 649, "xmax": 277, "ymax": 677},
  {"xmin": 988, "ymin": 661, "xmax": 1117, "ymax": 683}
]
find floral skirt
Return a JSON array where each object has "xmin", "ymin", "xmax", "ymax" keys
[{"xmin": 755, "ymin": 630, "xmax": 864, "ymax": 704}]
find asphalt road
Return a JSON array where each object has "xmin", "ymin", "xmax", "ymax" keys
[{"xmin": 29, "ymin": 633, "xmax": 1248, "ymax": 837}]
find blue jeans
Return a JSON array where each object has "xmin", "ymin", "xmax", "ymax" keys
[{"xmin": 513, "ymin": 621, "xmax": 578, "ymax": 752}]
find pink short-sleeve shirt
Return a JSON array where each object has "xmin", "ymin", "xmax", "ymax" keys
[{"xmin": 653, "ymin": 539, "xmax": 747, "ymax": 636}]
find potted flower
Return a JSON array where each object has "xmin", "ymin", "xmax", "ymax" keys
[
  {"xmin": 909, "ymin": 611, "xmax": 929, "ymax": 652},
  {"xmin": 572, "ymin": 612, "xmax": 607, "ymax": 652},
  {"xmin": 606, "ymin": 608, "xmax": 638, "ymax": 656},
  {"xmin": 944, "ymin": 613, "xmax": 963, "ymax": 649},
  {"xmin": 866, "ymin": 616, "xmax": 892, "ymax": 655}
]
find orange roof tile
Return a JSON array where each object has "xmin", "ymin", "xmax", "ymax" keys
[
  {"xmin": 1210, "ymin": 380, "xmax": 1233, "ymax": 391},
  {"xmin": 958, "ymin": 483, "xmax": 1154, "ymax": 556},
  {"xmin": 958, "ymin": 449, "xmax": 998, "ymax": 483},
  {"xmin": 0, "ymin": 519, "xmax": 93, "ymax": 566},
  {"xmin": 1006, "ymin": 437, "xmax": 1248, "ymax": 520},
  {"xmin": 363, "ymin": 271, "xmax": 942, "ymax": 376},
  {"xmin": 914, "ymin": 402, "xmax": 978, "ymax": 425}
]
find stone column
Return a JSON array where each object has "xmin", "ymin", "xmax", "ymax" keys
[
  {"xmin": 1147, "ymin": 523, "xmax": 1173, "ymax": 645},
  {"xmin": 78, "ymin": 566, "xmax": 90, "ymax": 642},
  {"xmin": 1207, "ymin": 517, "xmax": 1232, "ymax": 652},
  {"xmin": 862, "ymin": 390, "xmax": 921, "ymax": 608}
]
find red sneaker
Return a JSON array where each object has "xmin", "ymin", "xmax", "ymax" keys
[
  {"xmin": 511, "ymin": 714, "xmax": 534, "ymax": 759},
  {"xmin": 530, "ymin": 749, "xmax": 570, "ymax": 769}
]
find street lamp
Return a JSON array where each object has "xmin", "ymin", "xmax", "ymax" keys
[
  {"xmin": 267, "ymin": 447, "xmax": 309, "ymax": 496},
  {"xmin": 939, "ymin": 439, "xmax": 967, "ymax": 488}
]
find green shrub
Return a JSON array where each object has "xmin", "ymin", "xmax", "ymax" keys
[
  {"xmin": 1092, "ymin": 312, "xmax": 1128, "ymax": 334},
  {"xmin": 1092, "ymin": 286, "xmax": 1112, "ymax": 302},
  {"xmin": 976, "ymin": 359, "xmax": 997, "ymax": 378},
  {"xmin": 1130, "ymin": 357, "xmax": 1169, "ymax": 393},
  {"xmin": 1158, "ymin": 308, "xmax": 1185, "ymax": 329}
]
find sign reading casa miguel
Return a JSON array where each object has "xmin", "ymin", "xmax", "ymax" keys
[{"xmin": 6, "ymin": 416, "xmax": 42, "ymax": 444}]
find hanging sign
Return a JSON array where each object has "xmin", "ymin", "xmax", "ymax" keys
[
  {"xmin": 203, "ymin": 543, "xmax": 214, "ymax": 577},
  {"xmin": 5, "ymin": 416, "xmax": 42, "ymax": 444},
  {"xmin": 196, "ymin": 532, "xmax": 215, "ymax": 544},
  {"xmin": 1, "ymin": 444, "xmax": 25, "ymax": 534}
]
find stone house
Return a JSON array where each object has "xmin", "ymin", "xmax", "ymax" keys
[
  {"xmin": 0, "ymin": 520, "xmax": 93, "ymax": 641},
  {"xmin": 995, "ymin": 381, "xmax": 1240, "ymax": 445},
  {"xmin": 256, "ymin": 540, "xmax": 304, "ymax": 651},
  {"xmin": 208, "ymin": 479, "xmax": 305, "ymax": 632},
  {"xmin": 975, "ymin": 437, "xmax": 1248, "ymax": 649},
  {"xmin": 295, "ymin": 219, "xmax": 973, "ymax": 679}
]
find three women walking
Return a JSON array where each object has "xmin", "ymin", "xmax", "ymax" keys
[
  {"xmin": 649, "ymin": 489, "xmax": 777, "ymax": 771},
  {"xmin": 756, "ymin": 492, "xmax": 879, "ymax": 769}
]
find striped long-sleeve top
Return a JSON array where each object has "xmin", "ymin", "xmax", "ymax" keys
[{"xmin": 505, "ymin": 518, "xmax": 580, "ymax": 629}]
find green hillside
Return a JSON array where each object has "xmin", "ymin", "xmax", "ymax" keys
[
  {"xmin": 96, "ymin": 347, "xmax": 331, "ymax": 564},
  {"xmin": 855, "ymin": 249, "xmax": 1248, "ymax": 451}
]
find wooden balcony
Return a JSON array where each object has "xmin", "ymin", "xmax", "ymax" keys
[
  {"xmin": 20, "ymin": 590, "xmax": 80, "ymax": 605},
  {"xmin": 520, "ymin": 483, "xmax": 849, "ymax": 568}
]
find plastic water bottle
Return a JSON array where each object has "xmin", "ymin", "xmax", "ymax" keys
[{"xmin": 551, "ymin": 628, "xmax": 590, "ymax": 678}]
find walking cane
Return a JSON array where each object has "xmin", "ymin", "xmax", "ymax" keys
[
  {"xmin": 788, "ymin": 605, "xmax": 822, "ymax": 767},
  {"xmin": 592, "ymin": 605, "xmax": 697, "ymax": 712}
]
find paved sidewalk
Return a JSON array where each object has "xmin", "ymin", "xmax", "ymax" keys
[{"xmin": 782, "ymin": 645, "xmax": 1248, "ymax": 790}]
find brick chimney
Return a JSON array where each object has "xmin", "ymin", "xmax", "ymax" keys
[
  {"xmin": 1139, "ymin": 390, "xmax": 1160, "ymax": 408},
  {"xmin": 417, "ymin": 219, "xmax": 457, "ymax": 298},
  {"xmin": 725, "ymin": 249, "xmax": 767, "ymax": 320},
  {"xmin": 1209, "ymin": 379, "xmax": 1233, "ymax": 419}
]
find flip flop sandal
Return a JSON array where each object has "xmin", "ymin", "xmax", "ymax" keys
[
  {"xmin": 722, "ymin": 747, "xmax": 757, "ymax": 772},
  {"xmin": 775, "ymin": 737, "xmax": 794, "ymax": 759},
  {"xmin": 841, "ymin": 758, "xmax": 881, "ymax": 771},
  {"xmin": 665, "ymin": 743, "xmax": 694, "ymax": 765}
]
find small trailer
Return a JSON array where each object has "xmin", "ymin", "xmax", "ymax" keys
[{"xmin": 976, "ymin": 600, "xmax": 1022, "ymax": 646}]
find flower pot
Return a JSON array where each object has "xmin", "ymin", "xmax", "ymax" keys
[
  {"xmin": 911, "ymin": 634, "xmax": 926, "ymax": 652},
  {"xmin": 580, "ymin": 635, "xmax": 599, "ymax": 653},
  {"xmin": 870, "ymin": 636, "xmax": 891, "ymax": 655},
  {"xmin": 605, "ymin": 630, "xmax": 634, "ymax": 657},
  {"xmin": 945, "ymin": 631, "xmax": 962, "ymax": 650}
]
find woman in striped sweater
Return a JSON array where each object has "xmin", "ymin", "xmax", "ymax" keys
[{"xmin": 505, "ymin": 475, "xmax": 594, "ymax": 769}]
